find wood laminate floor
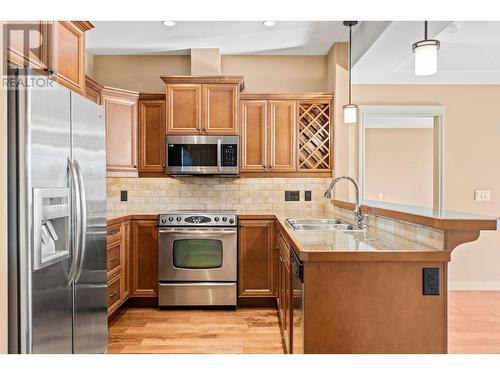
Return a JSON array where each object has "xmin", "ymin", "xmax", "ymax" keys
[
  {"xmin": 108, "ymin": 307, "xmax": 284, "ymax": 354},
  {"xmin": 448, "ymin": 291, "xmax": 500, "ymax": 354},
  {"xmin": 108, "ymin": 291, "xmax": 500, "ymax": 354}
]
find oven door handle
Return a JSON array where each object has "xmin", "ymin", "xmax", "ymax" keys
[{"xmin": 158, "ymin": 228, "xmax": 237, "ymax": 235}]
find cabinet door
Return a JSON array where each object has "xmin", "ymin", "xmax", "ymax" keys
[
  {"xmin": 238, "ymin": 220, "xmax": 275, "ymax": 305},
  {"xmin": 268, "ymin": 100, "xmax": 297, "ymax": 172},
  {"xmin": 203, "ymin": 84, "xmax": 238, "ymax": 134},
  {"xmin": 121, "ymin": 221, "xmax": 131, "ymax": 300},
  {"xmin": 283, "ymin": 254, "xmax": 291, "ymax": 353},
  {"xmin": 130, "ymin": 220, "xmax": 158, "ymax": 297},
  {"xmin": 240, "ymin": 100, "xmax": 268, "ymax": 172},
  {"xmin": 139, "ymin": 99, "xmax": 166, "ymax": 174},
  {"xmin": 102, "ymin": 87, "xmax": 139, "ymax": 176},
  {"xmin": 166, "ymin": 84, "xmax": 202, "ymax": 134},
  {"xmin": 51, "ymin": 21, "xmax": 85, "ymax": 94},
  {"xmin": 6, "ymin": 21, "xmax": 49, "ymax": 70}
]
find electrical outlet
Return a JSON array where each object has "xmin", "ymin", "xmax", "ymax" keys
[
  {"xmin": 474, "ymin": 190, "xmax": 491, "ymax": 202},
  {"xmin": 378, "ymin": 192, "xmax": 384, "ymax": 200},
  {"xmin": 422, "ymin": 268, "xmax": 440, "ymax": 295},
  {"xmin": 120, "ymin": 190, "xmax": 128, "ymax": 202},
  {"xmin": 285, "ymin": 191, "xmax": 300, "ymax": 202},
  {"xmin": 304, "ymin": 191, "xmax": 312, "ymax": 201}
]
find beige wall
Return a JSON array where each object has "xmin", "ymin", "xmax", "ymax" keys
[
  {"xmin": 221, "ymin": 55, "xmax": 326, "ymax": 92},
  {"xmin": 1, "ymin": 21, "xmax": 9, "ymax": 353},
  {"xmin": 94, "ymin": 55, "xmax": 191, "ymax": 92},
  {"xmin": 365, "ymin": 128, "xmax": 434, "ymax": 207},
  {"xmin": 351, "ymin": 84, "xmax": 500, "ymax": 289},
  {"xmin": 93, "ymin": 54, "xmax": 327, "ymax": 93}
]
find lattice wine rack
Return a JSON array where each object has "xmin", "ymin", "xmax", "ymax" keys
[{"xmin": 298, "ymin": 102, "xmax": 332, "ymax": 171}]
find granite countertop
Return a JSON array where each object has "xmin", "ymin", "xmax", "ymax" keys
[{"xmin": 274, "ymin": 215, "xmax": 450, "ymax": 262}]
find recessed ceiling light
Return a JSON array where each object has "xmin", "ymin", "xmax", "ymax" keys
[
  {"xmin": 263, "ymin": 21, "xmax": 276, "ymax": 27},
  {"xmin": 162, "ymin": 21, "xmax": 176, "ymax": 27}
]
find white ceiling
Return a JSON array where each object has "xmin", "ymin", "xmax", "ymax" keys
[
  {"xmin": 353, "ymin": 21, "xmax": 500, "ymax": 84},
  {"xmin": 86, "ymin": 21, "xmax": 351, "ymax": 55},
  {"xmin": 86, "ymin": 21, "xmax": 500, "ymax": 84}
]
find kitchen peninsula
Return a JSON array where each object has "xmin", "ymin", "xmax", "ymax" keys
[{"xmin": 106, "ymin": 198, "xmax": 498, "ymax": 354}]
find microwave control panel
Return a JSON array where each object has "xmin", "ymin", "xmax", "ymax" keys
[{"xmin": 222, "ymin": 144, "xmax": 238, "ymax": 167}]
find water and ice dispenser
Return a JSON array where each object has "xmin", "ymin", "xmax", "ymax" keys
[{"xmin": 33, "ymin": 188, "xmax": 71, "ymax": 270}]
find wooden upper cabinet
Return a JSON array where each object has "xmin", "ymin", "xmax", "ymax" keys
[
  {"xmin": 6, "ymin": 21, "xmax": 93, "ymax": 95},
  {"xmin": 162, "ymin": 76, "xmax": 244, "ymax": 135},
  {"xmin": 238, "ymin": 219, "xmax": 276, "ymax": 305},
  {"xmin": 6, "ymin": 21, "xmax": 48, "ymax": 71},
  {"xmin": 166, "ymin": 84, "xmax": 202, "ymax": 134},
  {"xmin": 239, "ymin": 93, "xmax": 333, "ymax": 176},
  {"xmin": 130, "ymin": 220, "xmax": 158, "ymax": 297},
  {"xmin": 84, "ymin": 75, "xmax": 104, "ymax": 105},
  {"xmin": 51, "ymin": 21, "xmax": 85, "ymax": 94},
  {"xmin": 139, "ymin": 94, "xmax": 166, "ymax": 175},
  {"xmin": 102, "ymin": 87, "xmax": 139, "ymax": 177},
  {"xmin": 240, "ymin": 100, "xmax": 268, "ymax": 172},
  {"xmin": 268, "ymin": 100, "xmax": 296, "ymax": 172},
  {"xmin": 203, "ymin": 84, "xmax": 239, "ymax": 134}
]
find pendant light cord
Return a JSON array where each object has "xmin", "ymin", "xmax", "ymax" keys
[
  {"xmin": 348, "ymin": 24, "xmax": 352, "ymax": 105},
  {"xmin": 424, "ymin": 20, "xmax": 428, "ymax": 40}
]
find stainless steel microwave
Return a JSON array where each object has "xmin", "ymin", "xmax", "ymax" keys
[{"xmin": 165, "ymin": 135, "xmax": 240, "ymax": 176}]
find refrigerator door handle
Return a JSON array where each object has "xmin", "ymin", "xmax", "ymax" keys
[
  {"xmin": 67, "ymin": 159, "xmax": 81, "ymax": 284},
  {"xmin": 73, "ymin": 160, "xmax": 87, "ymax": 283}
]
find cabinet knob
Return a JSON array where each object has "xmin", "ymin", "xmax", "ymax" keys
[
  {"xmin": 109, "ymin": 291, "xmax": 118, "ymax": 298},
  {"xmin": 110, "ymin": 256, "xmax": 117, "ymax": 263}
]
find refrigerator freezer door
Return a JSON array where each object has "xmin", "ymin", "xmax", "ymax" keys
[
  {"xmin": 27, "ymin": 74, "xmax": 74, "ymax": 353},
  {"xmin": 71, "ymin": 93, "xmax": 108, "ymax": 353}
]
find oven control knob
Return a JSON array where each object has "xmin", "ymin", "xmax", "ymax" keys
[
  {"xmin": 160, "ymin": 217, "xmax": 166, "ymax": 224},
  {"xmin": 168, "ymin": 216, "xmax": 174, "ymax": 222},
  {"xmin": 222, "ymin": 217, "xmax": 227, "ymax": 222},
  {"xmin": 229, "ymin": 218, "xmax": 234, "ymax": 224},
  {"xmin": 214, "ymin": 217, "xmax": 220, "ymax": 222},
  {"xmin": 176, "ymin": 217, "xmax": 182, "ymax": 222}
]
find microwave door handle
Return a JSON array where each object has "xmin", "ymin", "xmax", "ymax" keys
[{"xmin": 217, "ymin": 139, "xmax": 222, "ymax": 172}]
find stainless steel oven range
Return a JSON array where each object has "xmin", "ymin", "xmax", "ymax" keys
[{"xmin": 158, "ymin": 210, "xmax": 237, "ymax": 307}]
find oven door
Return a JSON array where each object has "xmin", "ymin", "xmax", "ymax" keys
[{"xmin": 158, "ymin": 227, "xmax": 237, "ymax": 281}]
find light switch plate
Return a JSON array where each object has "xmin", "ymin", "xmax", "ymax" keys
[{"xmin": 474, "ymin": 190, "xmax": 491, "ymax": 202}]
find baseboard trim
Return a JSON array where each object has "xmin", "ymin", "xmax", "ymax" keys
[{"xmin": 449, "ymin": 281, "xmax": 500, "ymax": 291}]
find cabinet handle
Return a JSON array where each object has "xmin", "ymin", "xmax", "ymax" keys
[
  {"xmin": 109, "ymin": 291, "xmax": 118, "ymax": 298},
  {"xmin": 110, "ymin": 256, "xmax": 117, "ymax": 263}
]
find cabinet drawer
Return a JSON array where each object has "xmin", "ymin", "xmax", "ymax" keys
[
  {"xmin": 107, "ymin": 223, "xmax": 122, "ymax": 244},
  {"xmin": 107, "ymin": 276, "xmax": 122, "ymax": 314},
  {"xmin": 107, "ymin": 240, "xmax": 122, "ymax": 276}
]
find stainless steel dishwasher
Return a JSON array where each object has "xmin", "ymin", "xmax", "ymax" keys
[{"xmin": 291, "ymin": 247, "xmax": 304, "ymax": 354}]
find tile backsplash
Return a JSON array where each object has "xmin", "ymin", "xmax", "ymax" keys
[{"xmin": 107, "ymin": 177, "xmax": 330, "ymax": 217}]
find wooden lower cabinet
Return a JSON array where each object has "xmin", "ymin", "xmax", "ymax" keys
[
  {"xmin": 130, "ymin": 220, "xmax": 158, "ymax": 297},
  {"xmin": 107, "ymin": 221, "xmax": 130, "ymax": 316},
  {"xmin": 238, "ymin": 219, "xmax": 276, "ymax": 306},
  {"xmin": 276, "ymin": 227, "xmax": 292, "ymax": 353}
]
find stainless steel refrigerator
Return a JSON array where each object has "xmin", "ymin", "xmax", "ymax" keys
[{"xmin": 8, "ymin": 68, "xmax": 108, "ymax": 353}]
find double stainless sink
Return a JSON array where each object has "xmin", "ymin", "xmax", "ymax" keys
[{"xmin": 285, "ymin": 218, "xmax": 364, "ymax": 232}]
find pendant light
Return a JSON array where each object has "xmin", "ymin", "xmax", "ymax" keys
[
  {"xmin": 343, "ymin": 21, "xmax": 358, "ymax": 124},
  {"xmin": 412, "ymin": 21, "xmax": 440, "ymax": 76}
]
